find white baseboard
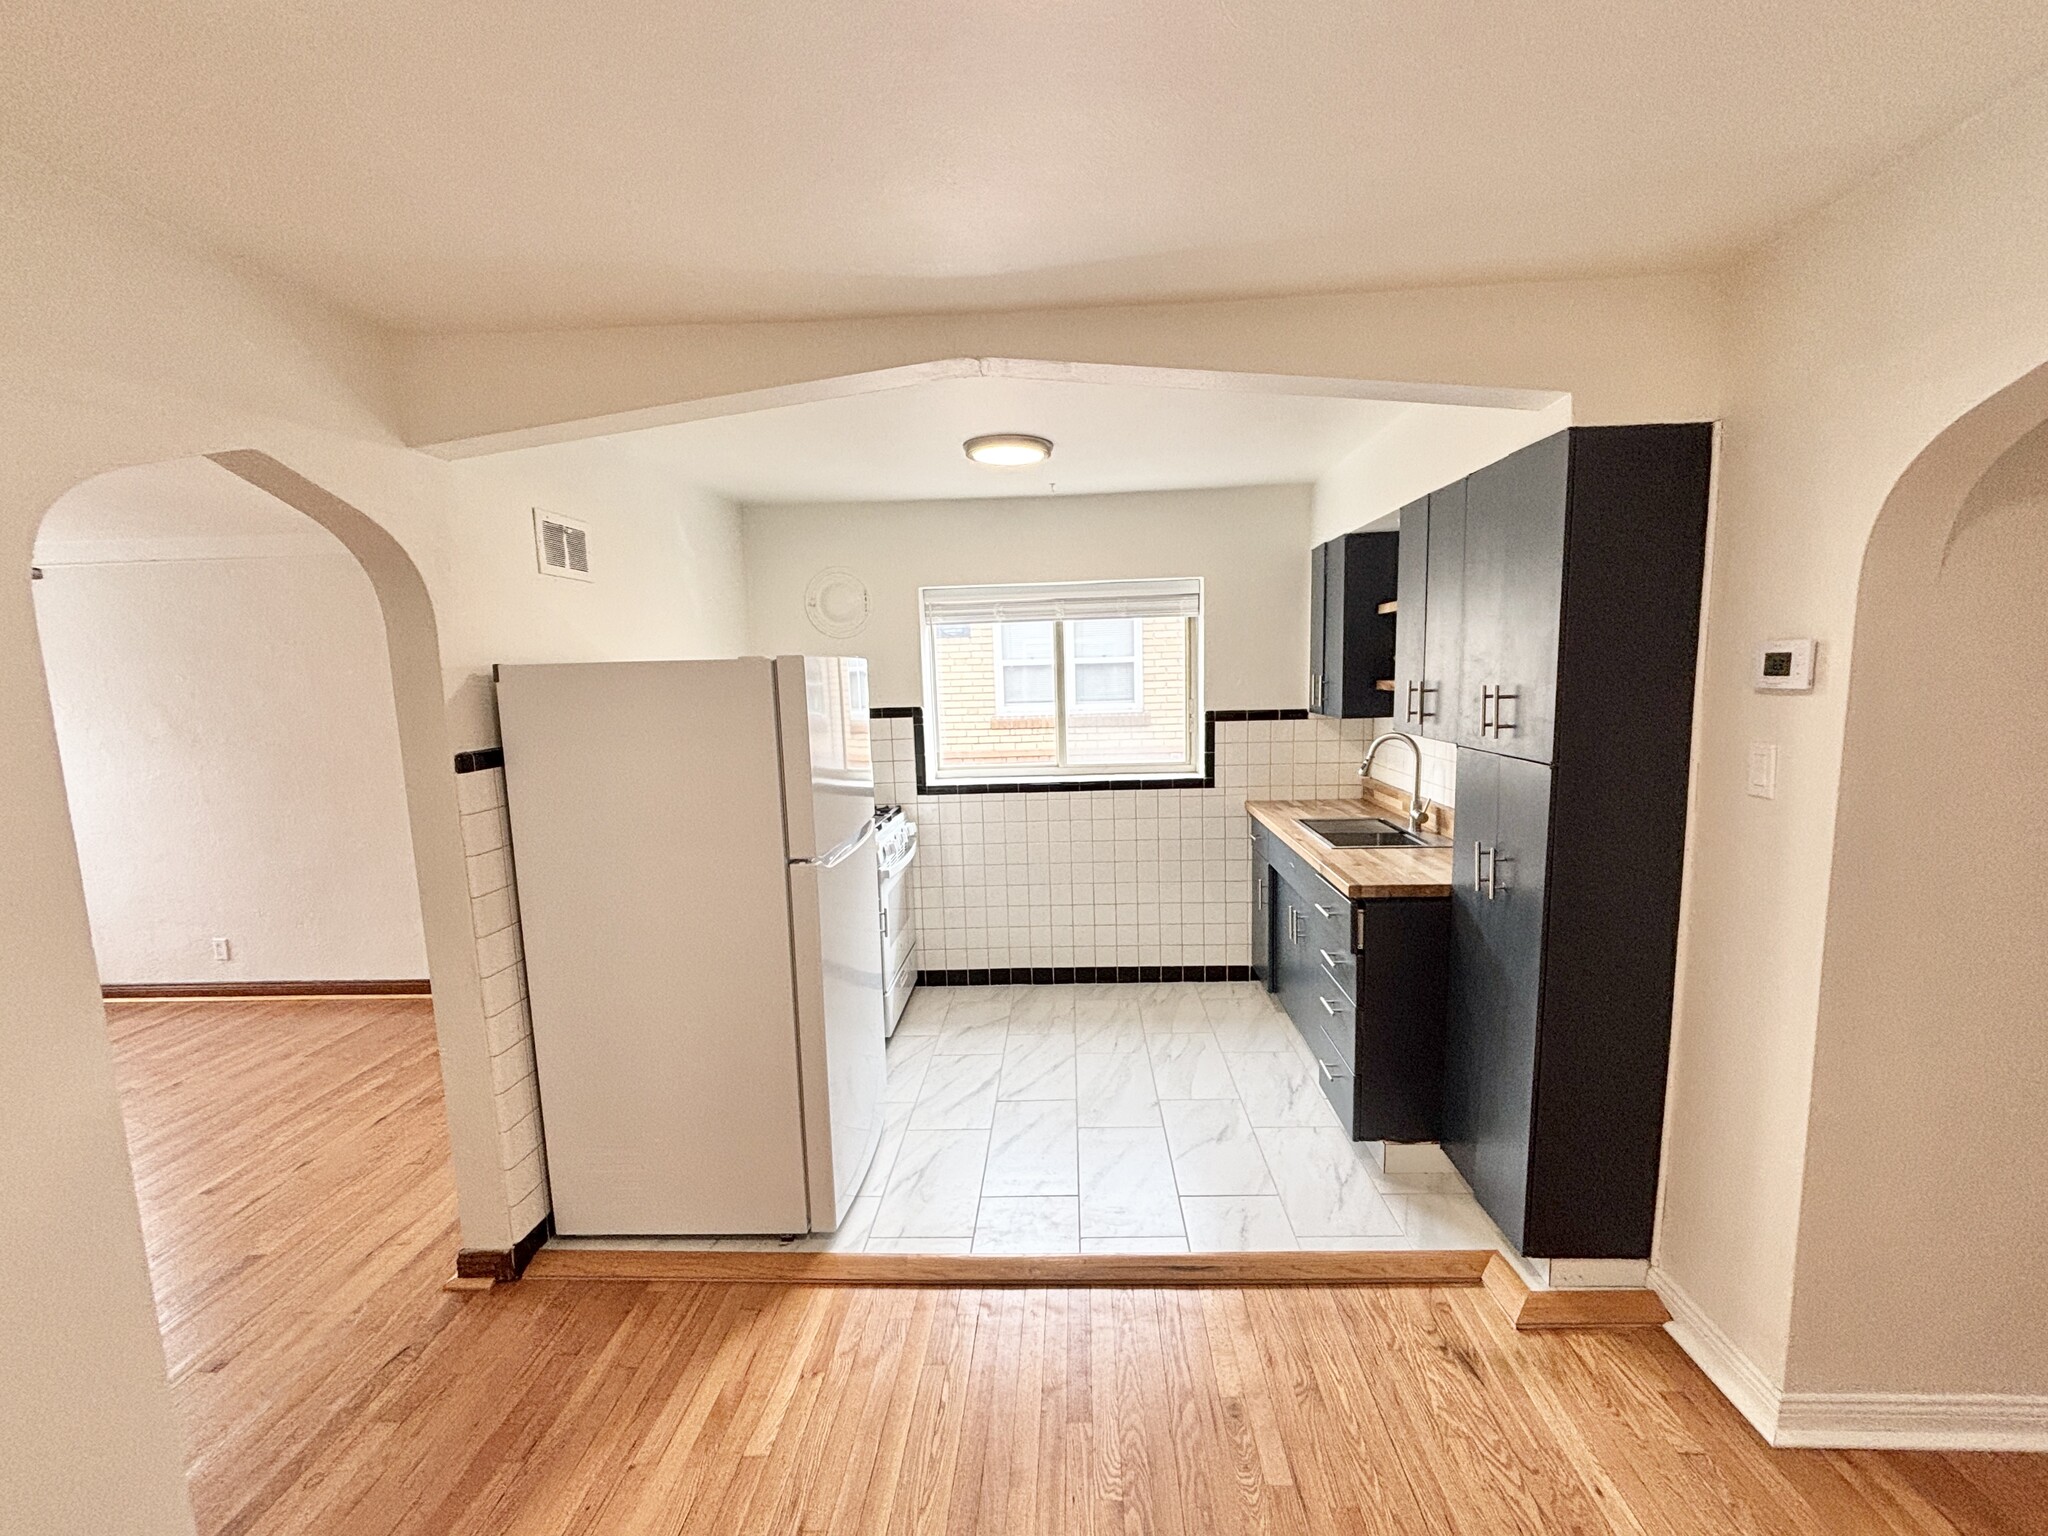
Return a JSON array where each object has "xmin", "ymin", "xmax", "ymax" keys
[
  {"xmin": 1648, "ymin": 1266, "xmax": 1783, "ymax": 1442},
  {"xmin": 1774, "ymin": 1393, "xmax": 2048, "ymax": 1451},
  {"xmin": 1650, "ymin": 1267, "xmax": 2048, "ymax": 1451}
]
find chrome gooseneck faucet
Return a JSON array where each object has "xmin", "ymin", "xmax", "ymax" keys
[{"xmin": 1359, "ymin": 732, "xmax": 1433, "ymax": 836}]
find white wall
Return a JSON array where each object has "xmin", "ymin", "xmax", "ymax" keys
[
  {"xmin": 1311, "ymin": 397, "xmax": 1574, "ymax": 543},
  {"xmin": 444, "ymin": 436, "xmax": 746, "ymax": 742},
  {"xmin": 32, "ymin": 544, "xmax": 426, "ymax": 984},
  {"xmin": 741, "ymin": 484, "xmax": 1312, "ymax": 709},
  {"xmin": 1782, "ymin": 412, "xmax": 2048, "ymax": 1406},
  {"xmin": 1654, "ymin": 69, "xmax": 2048, "ymax": 1432}
]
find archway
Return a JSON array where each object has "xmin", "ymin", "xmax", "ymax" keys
[
  {"xmin": 25, "ymin": 451, "xmax": 522, "ymax": 1525},
  {"xmin": 1783, "ymin": 359, "xmax": 2048, "ymax": 1421}
]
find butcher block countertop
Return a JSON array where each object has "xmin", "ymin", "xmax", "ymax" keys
[{"xmin": 1245, "ymin": 792, "xmax": 1455, "ymax": 901}]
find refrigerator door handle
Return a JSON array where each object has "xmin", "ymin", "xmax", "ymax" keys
[{"xmin": 798, "ymin": 821, "xmax": 877, "ymax": 870}]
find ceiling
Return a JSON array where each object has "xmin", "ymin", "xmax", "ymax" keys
[
  {"xmin": 520, "ymin": 375, "xmax": 1434, "ymax": 502},
  {"xmin": 4, "ymin": 2, "xmax": 2045, "ymax": 332}
]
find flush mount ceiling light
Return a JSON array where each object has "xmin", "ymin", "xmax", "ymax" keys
[{"xmin": 963, "ymin": 433, "xmax": 1053, "ymax": 466}]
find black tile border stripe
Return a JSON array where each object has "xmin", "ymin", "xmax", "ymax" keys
[
  {"xmin": 915, "ymin": 965, "xmax": 1255, "ymax": 987},
  {"xmin": 868, "ymin": 706, "xmax": 1309, "ymax": 796},
  {"xmin": 454, "ymin": 746, "xmax": 505, "ymax": 774}
]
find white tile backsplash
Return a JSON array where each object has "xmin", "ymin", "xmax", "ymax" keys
[{"xmin": 874, "ymin": 713, "xmax": 1413, "ymax": 973}]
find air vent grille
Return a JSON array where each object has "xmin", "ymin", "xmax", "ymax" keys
[{"xmin": 533, "ymin": 509, "xmax": 593, "ymax": 581}]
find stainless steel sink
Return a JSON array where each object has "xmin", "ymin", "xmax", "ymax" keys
[{"xmin": 1298, "ymin": 817, "xmax": 1439, "ymax": 849}]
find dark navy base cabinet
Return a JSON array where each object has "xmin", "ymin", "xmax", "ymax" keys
[{"xmin": 1254, "ymin": 821, "xmax": 1449, "ymax": 1143}]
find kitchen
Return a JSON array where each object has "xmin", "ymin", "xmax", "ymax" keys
[{"xmin": 491, "ymin": 374, "xmax": 1709, "ymax": 1280}]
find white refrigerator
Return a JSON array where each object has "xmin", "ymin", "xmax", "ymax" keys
[{"xmin": 495, "ymin": 656, "xmax": 887, "ymax": 1236}]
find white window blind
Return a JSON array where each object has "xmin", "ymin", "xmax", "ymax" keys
[{"xmin": 919, "ymin": 577, "xmax": 1202, "ymax": 626}]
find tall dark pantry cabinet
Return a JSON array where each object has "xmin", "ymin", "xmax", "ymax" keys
[{"xmin": 1399, "ymin": 424, "xmax": 1713, "ymax": 1259}]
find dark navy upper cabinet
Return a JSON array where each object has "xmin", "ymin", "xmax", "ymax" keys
[
  {"xmin": 1308, "ymin": 531, "xmax": 1397, "ymax": 718},
  {"xmin": 1391, "ymin": 496, "xmax": 1430, "ymax": 729},
  {"xmin": 1460, "ymin": 434, "xmax": 1568, "ymax": 761}
]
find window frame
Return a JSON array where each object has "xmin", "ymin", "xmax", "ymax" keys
[{"xmin": 919, "ymin": 583, "xmax": 1204, "ymax": 786}]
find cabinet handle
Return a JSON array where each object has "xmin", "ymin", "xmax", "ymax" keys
[
  {"xmin": 1417, "ymin": 682, "xmax": 1437, "ymax": 722},
  {"xmin": 1472, "ymin": 841, "xmax": 1487, "ymax": 895},
  {"xmin": 1318, "ymin": 949, "xmax": 1346, "ymax": 970},
  {"xmin": 1494, "ymin": 688, "xmax": 1519, "ymax": 736},
  {"xmin": 1478, "ymin": 843, "xmax": 1497, "ymax": 900},
  {"xmin": 1289, "ymin": 907, "xmax": 1305, "ymax": 944},
  {"xmin": 881, "ymin": 909, "xmax": 889, "ymax": 938},
  {"xmin": 1317, "ymin": 1058, "xmax": 1338, "ymax": 1081},
  {"xmin": 1312, "ymin": 903, "xmax": 1342, "ymax": 919},
  {"xmin": 1480, "ymin": 684, "xmax": 1496, "ymax": 736},
  {"xmin": 1318, "ymin": 995, "xmax": 1341, "ymax": 1017},
  {"xmin": 1405, "ymin": 680, "xmax": 1419, "ymax": 722}
]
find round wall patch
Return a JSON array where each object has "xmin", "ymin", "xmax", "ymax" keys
[{"xmin": 803, "ymin": 567, "xmax": 871, "ymax": 639}]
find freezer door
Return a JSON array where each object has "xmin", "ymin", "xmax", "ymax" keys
[
  {"xmin": 495, "ymin": 659, "xmax": 811, "ymax": 1237},
  {"xmin": 787, "ymin": 822, "xmax": 889, "ymax": 1228},
  {"xmin": 775, "ymin": 655, "xmax": 876, "ymax": 860}
]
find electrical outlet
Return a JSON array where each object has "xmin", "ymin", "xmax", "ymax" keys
[{"xmin": 211, "ymin": 936, "xmax": 232, "ymax": 963}]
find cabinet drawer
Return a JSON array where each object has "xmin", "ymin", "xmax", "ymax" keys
[
  {"xmin": 1313, "ymin": 1047, "xmax": 1355, "ymax": 1134},
  {"xmin": 1313, "ymin": 964, "xmax": 1357, "ymax": 1069}
]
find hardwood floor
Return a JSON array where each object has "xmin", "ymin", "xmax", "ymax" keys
[{"xmin": 111, "ymin": 996, "xmax": 2047, "ymax": 1535}]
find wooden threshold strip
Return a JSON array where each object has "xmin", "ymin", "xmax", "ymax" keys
[
  {"xmin": 522, "ymin": 1247, "xmax": 1495, "ymax": 1287},
  {"xmin": 103, "ymin": 979, "xmax": 431, "ymax": 999},
  {"xmin": 1480, "ymin": 1253, "xmax": 1671, "ymax": 1330}
]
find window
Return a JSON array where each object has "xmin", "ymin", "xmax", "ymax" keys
[{"xmin": 920, "ymin": 578, "xmax": 1202, "ymax": 783}]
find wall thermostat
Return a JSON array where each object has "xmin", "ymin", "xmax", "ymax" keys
[{"xmin": 1753, "ymin": 638, "xmax": 1816, "ymax": 693}]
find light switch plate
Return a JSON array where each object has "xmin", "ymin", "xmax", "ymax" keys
[{"xmin": 1746, "ymin": 743, "xmax": 1778, "ymax": 799}]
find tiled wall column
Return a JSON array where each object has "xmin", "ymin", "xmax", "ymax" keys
[{"xmin": 454, "ymin": 762, "xmax": 551, "ymax": 1239}]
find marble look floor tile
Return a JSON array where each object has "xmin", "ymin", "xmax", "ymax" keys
[
  {"xmin": 1071, "ymin": 990, "xmax": 1145, "ymax": 1029},
  {"xmin": 1160, "ymin": 1099, "xmax": 1276, "ymax": 1195},
  {"xmin": 883, "ymin": 1035, "xmax": 936, "ymax": 1103},
  {"xmin": 1071, "ymin": 1016, "xmax": 1150, "ymax": 1054},
  {"xmin": 864, "ymin": 1237, "xmax": 975, "ymax": 1254},
  {"xmin": 998, "ymin": 1032, "xmax": 1077, "ymax": 1101},
  {"xmin": 858, "ymin": 1102, "xmax": 913, "ymax": 1199},
  {"xmin": 983, "ymin": 1100, "xmax": 1078, "ymax": 1197},
  {"xmin": 1006, "ymin": 988, "xmax": 1076, "ymax": 1031},
  {"xmin": 1254, "ymin": 1126, "xmax": 1404, "ymax": 1237},
  {"xmin": 931, "ymin": 1019, "xmax": 1010, "ymax": 1055},
  {"xmin": 1181, "ymin": 1195, "xmax": 1299, "ymax": 1251},
  {"xmin": 892, "ymin": 1001, "xmax": 948, "ymax": 1037},
  {"xmin": 1200, "ymin": 985, "xmax": 1285, "ymax": 1024},
  {"xmin": 1139, "ymin": 984, "xmax": 1214, "ymax": 1031},
  {"xmin": 1223, "ymin": 1051, "xmax": 1339, "ymax": 1128},
  {"xmin": 1146, "ymin": 1031, "xmax": 1237, "ymax": 1099},
  {"xmin": 1078, "ymin": 1126, "xmax": 1185, "ymax": 1238},
  {"xmin": 972, "ymin": 1196, "xmax": 1081, "ymax": 1254},
  {"xmin": 871, "ymin": 1128, "xmax": 987, "ymax": 1237},
  {"xmin": 1388, "ymin": 1190, "xmax": 1511, "ymax": 1252},
  {"xmin": 1075, "ymin": 1051, "xmax": 1161, "ymax": 1128},
  {"xmin": 1080, "ymin": 1236, "xmax": 1190, "ymax": 1254},
  {"xmin": 909, "ymin": 1052, "xmax": 1003, "ymax": 1129},
  {"xmin": 943, "ymin": 992, "xmax": 1014, "ymax": 1027},
  {"xmin": 1208, "ymin": 1011, "xmax": 1310, "ymax": 1055}
]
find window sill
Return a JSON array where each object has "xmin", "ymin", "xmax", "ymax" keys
[{"xmin": 921, "ymin": 770, "xmax": 1210, "ymax": 795}]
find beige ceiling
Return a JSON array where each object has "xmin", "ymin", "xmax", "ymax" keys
[
  {"xmin": 498, "ymin": 374, "xmax": 1444, "ymax": 503},
  {"xmin": 4, "ymin": 1, "xmax": 2045, "ymax": 332}
]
